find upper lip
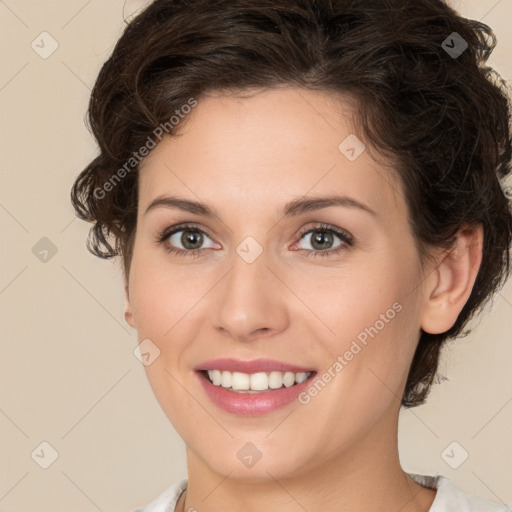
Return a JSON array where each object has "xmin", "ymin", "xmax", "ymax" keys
[{"xmin": 194, "ymin": 358, "xmax": 316, "ymax": 374}]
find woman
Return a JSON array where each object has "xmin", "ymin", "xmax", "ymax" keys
[{"xmin": 71, "ymin": 0, "xmax": 512, "ymax": 510}]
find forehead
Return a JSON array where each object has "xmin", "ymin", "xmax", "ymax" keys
[{"xmin": 138, "ymin": 87, "xmax": 404, "ymax": 221}]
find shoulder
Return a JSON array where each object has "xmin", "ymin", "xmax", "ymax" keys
[
  {"xmin": 409, "ymin": 473, "xmax": 511, "ymax": 512},
  {"xmin": 132, "ymin": 478, "xmax": 188, "ymax": 512}
]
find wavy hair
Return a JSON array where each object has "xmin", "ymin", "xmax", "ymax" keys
[{"xmin": 71, "ymin": 0, "xmax": 512, "ymax": 407}]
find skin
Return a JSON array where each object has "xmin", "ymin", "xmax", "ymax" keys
[{"xmin": 124, "ymin": 86, "xmax": 483, "ymax": 512}]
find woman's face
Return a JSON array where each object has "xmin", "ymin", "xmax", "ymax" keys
[{"xmin": 125, "ymin": 87, "xmax": 430, "ymax": 480}]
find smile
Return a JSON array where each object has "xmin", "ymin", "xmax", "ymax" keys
[
  {"xmin": 202, "ymin": 369, "xmax": 313, "ymax": 392},
  {"xmin": 195, "ymin": 368, "xmax": 318, "ymax": 416}
]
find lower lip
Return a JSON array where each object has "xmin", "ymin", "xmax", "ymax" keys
[{"xmin": 195, "ymin": 371, "xmax": 317, "ymax": 416}]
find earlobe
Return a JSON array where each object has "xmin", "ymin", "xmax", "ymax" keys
[
  {"xmin": 420, "ymin": 224, "xmax": 484, "ymax": 335},
  {"xmin": 124, "ymin": 282, "xmax": 136, "ymax": 328}
]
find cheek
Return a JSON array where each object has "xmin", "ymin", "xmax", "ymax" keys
[
  {"xmin": 128, "ymin": 246, "xmax": 200, "ymax": 335},
  {"xmin": 306, "ymin": 252, "xmax": 422, "ymax": 398},
  {"xmin": 127, "ymin": 253, "xmax": 204, "ymax": 434}
]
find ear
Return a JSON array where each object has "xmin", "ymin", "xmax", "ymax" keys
[
  {"xmin": 124, "ymin": 281, "xmax": 136, "ymax": 329},
  {"xmin": 420, "ymin": 224, "xmax": 484, "ymax": 335}
]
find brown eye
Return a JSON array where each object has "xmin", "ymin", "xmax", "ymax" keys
[
  {"xmin": 298, "ymin": 227, "xmax": 351, "ymax": 252},
  {"xmin": 309, "ymin": 229, "xmax": 335, "ymax": 250},
  {"xmin": 166, "ymin": 227, "xmax": 215, "ymax": 251},
  {"xmin": 179, "ymin": 229, "xmax": 203, "ymax": 250}
]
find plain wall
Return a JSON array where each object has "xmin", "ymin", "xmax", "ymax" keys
[{"xmin": 0, "ymin": 0, "xmax": 511, "ymax": 510}]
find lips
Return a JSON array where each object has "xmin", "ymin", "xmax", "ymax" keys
[
  {"xmin": 192, "ymin": 358, "xmax": 318, "ymax": 415},
  {"xmin": 195, "ymin": 367, "xmax": 318, "ymax": 415},
  {"xmin": 193, "ymin": 358, "xmax": 316, "ymax": 374}
]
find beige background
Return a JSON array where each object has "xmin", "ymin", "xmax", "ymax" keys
[{"xmin": 0, "ymin": 0, "xmax": 511, "ymax": 510}]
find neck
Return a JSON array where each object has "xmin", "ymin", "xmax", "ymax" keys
[{"xmin": 180, "ymin": 408, "xmax": 436, "ymax": 512}]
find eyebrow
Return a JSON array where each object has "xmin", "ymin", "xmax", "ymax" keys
[{"xmin": 144, "ymin": 194, "xmax": 377, "ymax": 219}]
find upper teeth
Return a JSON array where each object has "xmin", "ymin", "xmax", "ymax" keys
[{"xmin": 207, "ymin": 370, "xmax": 312, "ymax": 392}]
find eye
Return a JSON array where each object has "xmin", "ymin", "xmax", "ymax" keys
[
  {"xmin": 156, "ymin": 223, "xmax": 220, "ymax": 256},
  {"xmin": 294, "ymin": 224, "xmax": 353, "ymax": 257},
  {"xmin": 155, "ymin": 222, "xmax": 353, "ymax": 259}
]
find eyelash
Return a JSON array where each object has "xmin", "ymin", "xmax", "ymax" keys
[{"xmin": 155, "ymin": 222, "xmax": 354, "ymax": 259}]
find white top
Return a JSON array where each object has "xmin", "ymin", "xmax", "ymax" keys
[{"xmin": 134, "ymin": 473, "xmax": 511, "ymax": 512}]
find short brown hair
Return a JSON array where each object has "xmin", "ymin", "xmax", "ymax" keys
[{"xmin": 71, "ymin": 0, "xmax": 512, "ymax": 407}]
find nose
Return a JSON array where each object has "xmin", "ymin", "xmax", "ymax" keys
[{"xmin": 212, "ymin": 247, "xmax": 290, "ymax": 342}]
